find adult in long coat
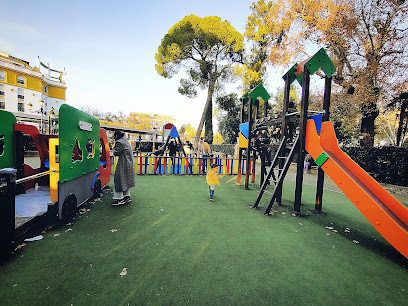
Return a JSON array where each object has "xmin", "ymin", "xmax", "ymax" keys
[{"xmin": 112, "ymin": 130, "xmax": 135, "ymax": 205}]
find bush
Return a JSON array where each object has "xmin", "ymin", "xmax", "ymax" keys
[
  {"xmin": 210, "ymin": 144, "xmax": 235, "ymax": 157},
  {"xmin": 343, "ymin": 146, "xmax": 408, "ymax": 187}
]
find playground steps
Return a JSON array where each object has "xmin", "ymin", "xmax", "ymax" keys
[{"xmin": 252, "ymin": 135, "xmax": 299, "ymax": 215}]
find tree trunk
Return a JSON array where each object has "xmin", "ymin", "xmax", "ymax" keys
[
  {"xmin": 205, "ymin": 101, "xmax": 213, "ymax": 144},
  {"xmin": 359, "ymin": 102, "xmax": 379, "ymax": 147},
  {"xmin": 194, "ymin": 78, "xmax": 215, "ymax": 145},
  {"xmin": 396, "ymin": 101, "xmax": 407, "ymax": 146}
]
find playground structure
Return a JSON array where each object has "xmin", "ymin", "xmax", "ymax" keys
[
  {"xmin": 0, "ymin": 105, "xmax": 111, "ymax": 260},
  {"xmin": 240, "ymin": 48, "xmax": 408, "ymax": 259}
]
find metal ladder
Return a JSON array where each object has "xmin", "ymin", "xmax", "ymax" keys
[{"xmin": 252, "ymin": 135, "xmax": 299, "ymax": 215}]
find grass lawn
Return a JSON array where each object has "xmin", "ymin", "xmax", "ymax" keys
[{"xmin": 1, "ymin": 174, "xmax": 407, "ymax": 305}]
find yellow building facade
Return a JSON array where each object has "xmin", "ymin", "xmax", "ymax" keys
[{"xmin": 0, "ymin": 51, "xmax": 66, "ymax": 120}]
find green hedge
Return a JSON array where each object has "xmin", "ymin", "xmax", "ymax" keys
[
  {"xmin": 210, "ymin": 144, "xmax": 235, "ymax": 157},
  {"xmin": 206, "ymin": 144, "xmax": 408, "ymax": 187},
  {"xmin": 343, "ymin": 146, "xmax": 408, "ymax": 187}
]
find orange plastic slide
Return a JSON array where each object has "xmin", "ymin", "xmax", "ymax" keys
[{"xmin": 305, "ymin": 120, "xmax": 408, "ymax": 259}]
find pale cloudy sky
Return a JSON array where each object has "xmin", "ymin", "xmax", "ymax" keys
[{"xmin": 0, "ymin": 0, "xmax": 289, "ymax": 130}]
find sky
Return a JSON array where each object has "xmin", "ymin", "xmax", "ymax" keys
[{"xmin": 0, "ymin": 0, "xmax": 286, "ymax": 130}]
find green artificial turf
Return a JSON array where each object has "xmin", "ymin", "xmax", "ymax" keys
[{"xmin": 1, "ymin": 174, "xmax": 407, "ymax": 305}]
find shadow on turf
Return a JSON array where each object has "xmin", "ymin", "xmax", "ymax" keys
[
  {"xmin": 251, "ymin": 202, "xmax": 408, "ymax": 267},
  {"xmin": 306, "ymin": 209, "xmax": 408, "ymax": 267}
]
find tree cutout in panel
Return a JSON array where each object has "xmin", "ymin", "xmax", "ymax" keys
[
  {"xmin": 0, "ymin": 135, "xmax": 4, "ymax": 156},
  {"xmin": 86, "ymin": 139, "xmax": 95, "ymax": 159},
  {"xmin": 72, "ymin": 137, "xmax": 83, "ymax": 163}
]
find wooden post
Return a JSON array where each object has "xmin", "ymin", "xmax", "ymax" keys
[
  {"xmin": 260, "ymin": 150, "xmax": 266, "ymax": 187},
  {"xmin": 240, "ymin": 97, "xmax": 245, "ymax": 123},
  {"xmin": 0, "ymin": 169, "xmax": 17, "ymax": 261},
  {"xmin": 245, "ymin": 97, "xmax": 253, "ymax": 190},
  {"xmin": 276, "ymin": 73, "xmax": 292, "ymax": 205},
  {"xmin": 237, "ymin": 97, "xmax": 246, "ymax": 185},
  {"xmin": 294, "ymin": 66, "xmax": 310, "ymax": 214},
  {"xmin": 263, "ymin": 97, "xmax": 268, "ymax": 118},
  {"xmin": 252, "ymin": 99, "xmax": 259, "ymax": 184},
  {"xmin": 251, "ymin": 149, "xmax": 256, "ymax": 184},
  {"xmin": 237, "ymin": 149, "xmax": 242, "ymax": 184},
  {"xmin": 315, "ymin": 76, "xmax": 332, "ymax": 212}
]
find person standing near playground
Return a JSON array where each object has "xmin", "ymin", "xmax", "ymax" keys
[
  {"xmin": 198, "ymin": 138, "xmax": 211, "ymax": 173},
  {"xmin": 168, "ymin": 139, "xmax": 178, "ymax": 173},
  {"xmin": 112, "ymin": 130, "xmax": 135, "ymax": 205},
  {"xmin": 206, "ymin": 163, "xmax": 220, "ymax": 201}
]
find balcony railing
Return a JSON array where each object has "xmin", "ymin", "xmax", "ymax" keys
[{"xmin": 18, "ymin": 95, "xmax": 24, "ymax": 100}]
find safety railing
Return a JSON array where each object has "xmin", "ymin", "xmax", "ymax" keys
[{"xmin": 111, "ymin": 154, "xmax": 249, "ymax": 175}]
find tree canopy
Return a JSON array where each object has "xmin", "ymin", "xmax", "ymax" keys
[
  {"xmin": 246, "ymin": 0, "xmax": 408, "ymax": 146},
  {"xmin": 155, "ymin": 14, "xmax": 244, "ymax": 144},
  {"xmin": 215, "ymin": 93, "xmax": 241, "ymax": 143}
]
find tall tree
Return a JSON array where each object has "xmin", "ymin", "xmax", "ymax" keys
[
  {"xmin": 155, "ymin": 14, "xmax": 244, "ymax": 144},
  {"xmin": 246, "ymin": 0, "xmax": 408, "ymax": 146},
  {"xmin": 216, "ymin": 93, "xmax": 241, "ymax": 143}
]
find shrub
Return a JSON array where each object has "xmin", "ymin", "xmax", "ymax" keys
[{"xmin": 343, "ymin": 146, "xmax": 408, "ymax": 187}]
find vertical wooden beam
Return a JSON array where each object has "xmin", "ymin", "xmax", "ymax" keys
[
  {"xmin": 315, "ymin": 76, "xmax": 332, "ymax": 212},
  {"xmin": 237, "ymin": 97, "xmax": 245, "ymax": 185},
  {"xmin": 276, "ymin": 73, "xmax": 292, "ymax": 205},
  {"xmin": 294, "ymin": 67, "xmax": 310, "ymax": 214},
  {"xmin": 237, "ymin": 149, "xmax": 242, "ymax": 185},
  {"xmin": 245, "ymin": 97, "xmax": 253, "ymax": 190},
  {"xmin": 252, "ymin": 99, "xmax": 259, "ymax": 184},
  {"xmin": 0, "ymin": 168, "xmax": 17, "ymax": 261},
  {"xmin": 240, "ymin": 97, "xmax": 245, "ymax": 124},
  {"xmin": 263, "ymin": 98, "xmax": 268, "ymax": 119}
]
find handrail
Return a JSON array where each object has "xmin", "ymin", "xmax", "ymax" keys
[{"xmin": 16, "ymin": 170, "xmax": 51, "ymax": 185}]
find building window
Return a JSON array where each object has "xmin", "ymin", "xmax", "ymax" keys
[
  {"xmin": 0, "ymin": 70, "xmax": 5, "ymax": 82},
  {"xmin": 44, "ymin": 86, "xmax": 48, "ymax": 93},
  {"xmin": 0, "ymin": 97, "xmax": 4, "ymax": 109},
  {"xmin": 18, "ymin": 88, "xmax": 24, "ymax": 100},
  {"xmin": 0, "ymin": 84, "xmax": 4, "ymax": 96},
  {"xmin": 17, "ymin": 76, "xmax": 25, "ymax": 86},
  {"xmin": 18, "ymin": 102, "xmax": 24, "ymax": 112}
]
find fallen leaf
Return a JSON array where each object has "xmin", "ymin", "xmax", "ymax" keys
[
  {"xmin": 353, "ymin": 240, "xmax": 360, "ymax": 244},
  {"xmin": 299, "ymin": 223, "xmax": 303, "ymax": 226},
  {"xmin": 54, "ymin": 233, "xmax": 60, "ymax": 237},
  {"xmin": 15, "ymin": 243, "xmax": 27, "ymax": 250},
  {"xmin": 325, "ymin": 226, "xmax": 334, "ymax": 230},
  {"xmin": 12, "ymin": 284, "xmax": 17, "ymax": 287},
  {"xmin": 111, "ymin": 229, "xmax": 118, "ymax": 232},
  {"xmin": 331, "ymin": 230, "xmax": 338, "ymax": 233},
  {"xmin": 65, "ymin": 228, "xmax": 73, "ymax": 232},
  {"xmin": 326, "ymin": 233, "xmax": 331, "ymax": 236},
  {"xmin": 120, "ymin": 268, "xmax": 128, "ymax": 276}
]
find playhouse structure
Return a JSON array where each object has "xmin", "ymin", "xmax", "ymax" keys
[{"xmin": 0, "ymin": 105, "xmax": 111, "ymax": 260}]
